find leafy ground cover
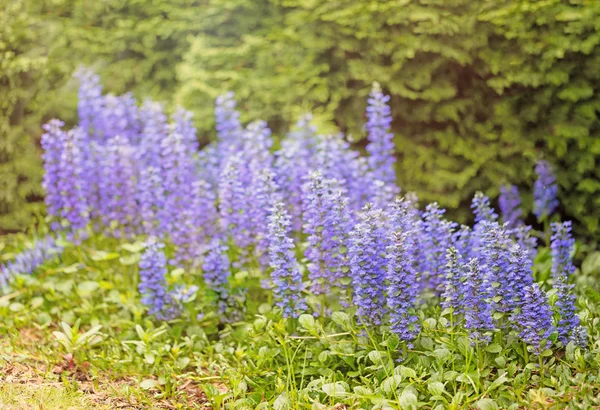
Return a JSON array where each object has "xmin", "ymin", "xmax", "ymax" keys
[
  {"xmin": 1, "ymin": 234, "xmax": 599, "ymax": 409},
  {"xmin": 2, "ymin": 71, "xmax": 600, "ymax": 409}
]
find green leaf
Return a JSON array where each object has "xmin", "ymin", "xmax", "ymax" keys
[
  {"xmin": 381, "ymin": 375, "xmax": 402, "ymax": 395},
  {"xmin": 144, "ymin": 353, "xmax": 155, "ymax": 364},
  {"xmin": 476, "ymin": 398, "xmax": 498, "ymax": 410},
  {"xmin": 420, "ymin": 337, "xmax": 434, "ymax": 351},
  {"xmin": 298, "ymin": 314, "xmax": 315, "ymax": 331},
  {"xmin": 9, "ymin": 302, "xmax": 24, "ymax": 312},
  {"xmin": 77, "ymin": 281, "xmax": 99, "ymax": 294},
  {"xmin": 120, "ymin": 254, "xmax": 141, "ymax": 266},
  {"xmin": 273, "ymin": 392, "xmax": 289, "ymax": 410},
  {"xmin": 176, "ymin": 357, "xmax": 191, "ymax": 369},
  {"xmin": 353, "ymin": 386, "xmax": 372, "ymax": 395},
  {"xmin": 121, "ymin": 242, "xmax": 146, "ymax": 253},
  {"xmin": 397, "ymin": 366, "xmax": 417, "ymax": 379},
  {"xmin": 140, "ymin": 379, "xmax": 159, "ymax": 390},
  {"xmin": 368, "ymin": 350, "xmax": 384, "ymax": 364},
  {"xmin": 485, "ymin": 343, "xmax": 502, "ymax": 353},
  {"xmin": 90, "ymin": 251, "xmax": 120, "ymax": 261},
  {"xmin": 427, "ymin": 381, "xmax": 445, "ymax": 396},
  {"xmin": 52, "ymin": 331, "xmax": 71, "ymax": 348},
  {"xmin": 30, "ymin": 297, "xmax": 44, "ymax": 310},
  {"xmin": 487, "ymin": 374, "xmax": 508, "ymax": 393},
  {"xmin": 331, "ymin": 311, "xmax": 350, "ymax": 326},
  {"xmin": 322, "ymin": 382, "xmax": 347, "ymax": 397},
  {"xmin": 399, "ymin": 390, "xmax": 418, "ymax": 410}
]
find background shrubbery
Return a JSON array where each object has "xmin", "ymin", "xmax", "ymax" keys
[{"xmin": 2, "ymin": 0, "xmax": 599, "ymax": 237}]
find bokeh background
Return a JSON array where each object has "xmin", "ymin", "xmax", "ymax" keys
[{"xmin": 1, "ymin": 0, "xmax": 599, "ymax": 237}]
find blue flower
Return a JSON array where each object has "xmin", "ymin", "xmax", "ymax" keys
[
  {"xmin": 268, "ymin": 202, "xmax": 307, "ymax": 318},
  {"xmin": 365, "ymin": 82, "xmax": 397, "ymax": 188},
  {"xmin": 385, "ymin": 198, "xmax": 420, "ymax": 341},
  {"xmin": 511, "ymin": 284, "xmax": 554, "ymax": 354},
  {"xmin": 441, "ymin": 247, "xmax": 465, "ymax": 314},
  {"xmin": 420, "ymin": 203, "xmax": 456, "ymax": 293},
  {"xmin": 215, "ymin": 92, "xmax": 242, "ymax": 146},
  {"xmin": 219, "ymin": 155, "xmax": 252, "ymax": 250},
  {"xmin": 99, "ymin": 136, "xmax": 138, "ymax": 237},
  {"xmin": 533, "ymin": 160, "xmax": 559, "ymax": 220},
  {"xmin": 462, "ymin": 258, "xmax": 494, "ymax": 344},
  {"xmin": 138, "ymin": 240, "xmax": 179, "ymax": 320},
  {"xmin": 549, "ymin": 221, "xmax": 583, "ymax": 346},
  {"xmin": 1, "ymin": 237, "xmax": 63, "ymax": 291},
  {"xmin": 302, "ymin": 171, "xmax": 351, "ymax": 297},
  {"xmin": 349, "ymin": 204, "xmax": 387, "ymax": 325},
  {"xmin": 499, "ymin": 185, "xmax": 522, "ymax": 229},
  {"xmin": 471, "ymin": 192, "xmax": 498, "ymax": 224}
]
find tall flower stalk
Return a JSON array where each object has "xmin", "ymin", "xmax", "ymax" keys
[
  {"xmin": 138, "ymin": 240, "xmax": 179, "ymax": 320},
  {"xmin": 534, "ymin": 160, "xmax": 559, "ymax": 221},
  {"xmin": 349, "ymin": 204, "xmax": 387, "ymax": 325},
  {"xmin": 550, "ymin": 222, "xmax": 585, "ymax": 346},
  {"xmin": 268, "ymin": 202, "xmax": 307, "ymax": 318}
]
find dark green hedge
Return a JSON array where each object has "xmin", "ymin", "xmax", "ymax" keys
[{"xmin": 2, "ymin": 0, "xmax": 599, "ymax": 237}]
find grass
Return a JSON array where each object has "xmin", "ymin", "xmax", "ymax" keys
[
  {"xmin": 1, "ymin": 231, "xmax": 600, "ymax": 409},
  {"xmin": 0, "ymin": 384, "xmax": 107, "ymax": 410}
]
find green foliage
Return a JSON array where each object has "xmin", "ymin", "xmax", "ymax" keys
[
  {"xmin": 1, "ymin": 233, "xmax": 600, "ymax": 408},
  {"xmin": 0, "ymin": 1, "xmax": 53, "ymax": 232},
  {"xmin": 44, "ymin": 0, "xmax": 204, "ymax": 101},
  {"xmin": 478, "ymin": 0, "xmax": 600, "ymax": 235},
  {"xmin": 177, "ymin": 0, "xmax": 600, "ymax": 235}
]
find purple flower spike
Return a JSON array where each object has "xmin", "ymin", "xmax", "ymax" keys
[
  {"xmin": 251, "ymin": 168, "xmax": 281, "ymax": 269},
  {"xmin": 386, "ymin": 198, "xmax": 420, "ymax": 341},
  {"xmin": 219, "ymin": 155, "xmax": 251, "ymax": 250},
  {"xmin": 1, "ymin": 236, "xmax": 63, "ymax": 290},
  {"xmin": 202, "ymin": 238, "xmax": 232, "ymax": 316},
  {"xmin": 58, "ymin": 128, "xmax": 90, "ymax": 236},
  {"xmin": 349, "ymin": 204, "xmax": 387, "ymax": 325},
  {"xmin": 138, "ymin": 100, "xmax": 169, "ymax": 169},
  {"xmin": 99, "ymin": 93, "xmax": 140, "ymax": 142},
  {"xmin": 533, "ymin": 160, "xmax": 559, "ymax": 220},
  {"xmin": 512, "ymin": 283, "xmax": 554, "ymax": 355},
  {"xmin": 365, "ymin": 83, "xmax": 396, "ymax": 187},
  {"xmin": 550, "ymin": 221, "xmax": 576, "ymax": 281},
  {"xmin": 99, "ymin": 136, "xmax": 138, "ymax": 236},
  {"xmin": 550, "ymin": 221, "xmax": 584, "ymax": 346},
  {"xmin": 302, "ymin": 171, "xmax": 348, "ymax": 297},
  {"xmin": 215, "ymin": 91, "xmax": 242, "ymax": 145},
  {"xmin": 471, "ymin": 192, "xmax": 498, "ymax": 224},
  {"xmin": 172, "ymin": 107, "xmax": 199, "ymax": 153},
  {"xmin": 137, "ymin": 166, "xmax": 165, "ymax": 237},
  {"xmin": 420, "ymin": 203, "xmax": 456, "ymax": 293},
  {"xmin": 268, "ymin": 202, "xmax": 307, "ymax": 318},
  {"xmin": 442, "ymin": 247, "xmax": 464, "ymax": 314},
  {"xmin": 138, "ymin": 240, "xmax": 179, "ymax": 320},
  {"xmin": 41, "ymin": 120, "xmax": 67, "ymax": 224},
  {"xmin": 499, "ymin": 185, "xmax": 522, "ymax": 229},
  {"xmin": 462, "ymin": 258, "xmax": 494, "ymax": 344},
  {"xmin": 74, "ymin": 67, "xmax": 103, "ymax": 140}
]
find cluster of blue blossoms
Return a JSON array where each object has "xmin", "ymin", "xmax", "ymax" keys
[
  {"xmin": 2, "ymin": 69, "xmax": 587, "ymax": 354},
  {"xmin": 0, "ymin": 236, "xmax": 63, "ymax": 289}
]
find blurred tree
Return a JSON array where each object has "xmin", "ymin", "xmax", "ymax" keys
[
  {"xmin": 177, "ymin": 0, "xmax": 600, "ymax": 235},
  {"xmin": 0, "ymin": 0, "xmax": 61, "ymax": 232}
]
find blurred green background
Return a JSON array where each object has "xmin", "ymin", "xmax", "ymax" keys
[{"xmin": 1, "ymin": 0, "xmax": 599, "ymax": 237}]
